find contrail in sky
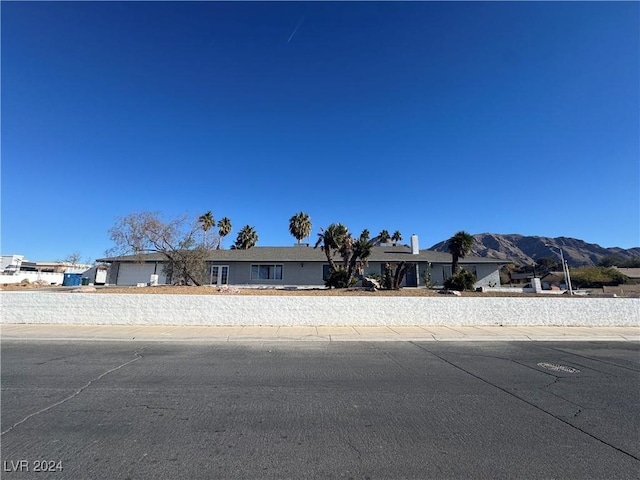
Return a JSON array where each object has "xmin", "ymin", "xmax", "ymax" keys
[{"xmin": 287, "ymin": 17, "xmax": 304, "ymax": 43}]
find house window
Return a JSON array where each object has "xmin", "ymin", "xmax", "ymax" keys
[
  {"xmin": 322, "ymin": 265, "xmax": 331, "ymax": 281},
  {"xmin": 442, "ymin": 266, "xmax": 452, "ymax": 280},
  {"xmin": 465, "ymin": 266, "xmax": 477, "ymax": 276},
  {"xmin": 250, "ymin": 264, "xmax": 283, "ymax": 280},
  {"xmin": 444, "ymin": 266, "xmax": 477, "ymax": 279},
  {"xmin": 457, "ymin": 265, "xmax": 477, "ymax": 276}
]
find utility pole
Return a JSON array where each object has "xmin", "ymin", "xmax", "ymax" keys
[{"xmin": 545, "ymin": 244, "xmax": 573, "ymax": 295}]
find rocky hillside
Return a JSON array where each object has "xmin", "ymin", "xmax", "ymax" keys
[{"xmin": 430, "ymin": 233, "xmax": 640, "ymax": 267}]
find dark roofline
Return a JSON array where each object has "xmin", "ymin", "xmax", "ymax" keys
[{"xmin": 96, "ymin": 246, "xmax": 511, "ymax": 265}]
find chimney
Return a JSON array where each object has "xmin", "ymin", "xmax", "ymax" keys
[{"xmin": 411, "ymin": 234, "xmax": 419, "ymax": 254}]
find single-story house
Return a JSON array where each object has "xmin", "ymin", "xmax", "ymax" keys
[
  {"xmin": 540, "ymin": 271, "xmax": 567, "ymax": 290},
  {"xmin": 97, "ymin": 236, "xmax": 507, "ymax": 289},
  {"xmin": 507, "ymin": 272, "xmax": 535, "ymax": 286},
  {"xmin": 612, "ymin": 267, "xmax": 640, "ymax": 281}
]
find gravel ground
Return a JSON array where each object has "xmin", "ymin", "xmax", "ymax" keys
[{"xmin": 1, "ymin": 284, "xmax": 567, "ymax": 297}]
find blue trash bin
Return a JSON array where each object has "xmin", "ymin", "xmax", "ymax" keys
[{"xmin": 62, "ymin": 273, "xmax": 83, "ymax": 286}]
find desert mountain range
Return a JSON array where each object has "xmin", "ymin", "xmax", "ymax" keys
[{"xmin": 429, "ymin": 233, "xmax": 640, "ymax": 267}]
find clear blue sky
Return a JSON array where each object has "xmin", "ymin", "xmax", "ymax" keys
[{"xmin": 2, "ymin": 1, "xmax": 639, "ymax": 262}]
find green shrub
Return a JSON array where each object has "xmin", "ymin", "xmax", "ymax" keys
[
  {"xmin": 570, "ymin": 267, "xmax": 629, "ymax": 288},
  {"xmin": 420, "ymin": 269, "xmax": 435, "ymax": 288},
  {"xmin": 324, "ymin": 267, "xmax": 357, "ymax": 289},
  {"xmin": 444, "ymin": 270, "xmax": 477, "ymax": 291}
]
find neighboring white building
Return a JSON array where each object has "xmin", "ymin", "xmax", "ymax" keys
[
  {"xmin": 0, "ymin": 255, "xmax": 93, "ymax": 285},
  {"xmin": 1, "ymin": 255, "xmax": 24, "ymax": 274}
]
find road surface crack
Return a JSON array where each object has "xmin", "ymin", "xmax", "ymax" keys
[
  {"xmin": 128, "ymin": 404, "xmax": 176, "ymax": 411},
  {"xmin": 542, "ymin": 376, "xmax": 561, "ymax": 389},
  {"xmin": 409, "ymin": 342, "xmax": 640, "ymax": 463},
  {"xmin": 1, "ymin": 349, "xmax": 144, "ymax": 436}
]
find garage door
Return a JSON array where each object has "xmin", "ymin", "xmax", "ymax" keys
[{"xmin": 116, "ymin": 263, "xmax": 164, "ymax": 286}]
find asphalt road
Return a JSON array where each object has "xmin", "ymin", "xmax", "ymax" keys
[{"xmin": 1, "ymin": 341, "xmax": 639, "ymax": 479}]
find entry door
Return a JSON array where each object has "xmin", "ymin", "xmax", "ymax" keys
[
  {"xmin": 210, "ymin": 265, "xmax": 229, "ymax": 286},
  {"xmin": 405, "ymin": 266, "xmax": 418, "ymax": 287}
]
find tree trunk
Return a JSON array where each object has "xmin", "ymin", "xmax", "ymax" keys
[
  {"xmin": 324, "ymin": 244, "xmax": 336, "ymax": 271},
  {"xmin": 382, "ymin": 263, "xmax": 393, "ymax": 289},
  {"xmin": 347, "ymin": 254, "xmax": 359, "ymax": 282},
  {"xmin": 187, "ymin": 272, "xmax": 202, "ymax": 286},
  {"xmin": 391, "ymin": 262, "xmax": 408, "ymax": 289}
]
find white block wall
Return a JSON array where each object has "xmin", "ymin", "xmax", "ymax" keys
[
  {"xmin": 0, "ymin": 272, "xmax": 64, "ymax": 285},
  {"xmin": 1, "ymin": 292, "xmax": 638, "ymax": 327}
]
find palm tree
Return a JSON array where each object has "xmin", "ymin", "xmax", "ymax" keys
[
  {"xmin": 378, "ymin": 229, "xmax": 391, "ymax": 244},
  {"xmin": 447, "ymin": 231, "xmax": 476, "ymax": 274},
  {"xmin": 233, "ymin": 225, "xmax": 258, "ymax": 250},
  {"xmin": 360, "ymin": 229, "xmax": 370, "ymax": 242},
  {"xmin": 314, "ymin": 223, "xmax": 374, "ymax": 288},
  {"xmin": 391, "ymin": 230, "xmax": 402, "ymax": 245},
  {"xmin": 198, "ymin": 211, "xmax": 215, "ymax": 247},
  {"xmin": 349, "ymin": 236, "xmax": 374, "ymax": 277},
  {"xmin": 314, "ymin": 223, "xmax": 348, "ymax": 270},
  {"xmin": 217, "ymin": 217, "xmax": 232, "ymax": 250},
  {"xmin": 289, "ymin": 212, "xmax": 312, "ymax": 244}
]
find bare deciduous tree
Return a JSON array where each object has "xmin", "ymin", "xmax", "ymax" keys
[
  {"xmin": 62, "ymin": 252, "xmax": 82, "ymax": 266},
  {"xmin": 107, "ymin": 211, "xmax": 218, "ymax": 286},
  {"xmin": 59, "ymin": 252, "xmax": 92, "ymax": 267}
]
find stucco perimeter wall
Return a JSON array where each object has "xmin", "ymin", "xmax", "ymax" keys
[
  {"xmin": 1, "ymin": 292, "xmax": 638, "ymax": 327},
  {"xmin": 0, "ymin": 272, "xmax": 64, "ymax": 285}
]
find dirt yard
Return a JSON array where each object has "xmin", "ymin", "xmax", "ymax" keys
[{"xmin": 0, "ymin": 283, "xmax": 553, "ymax": 297}]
